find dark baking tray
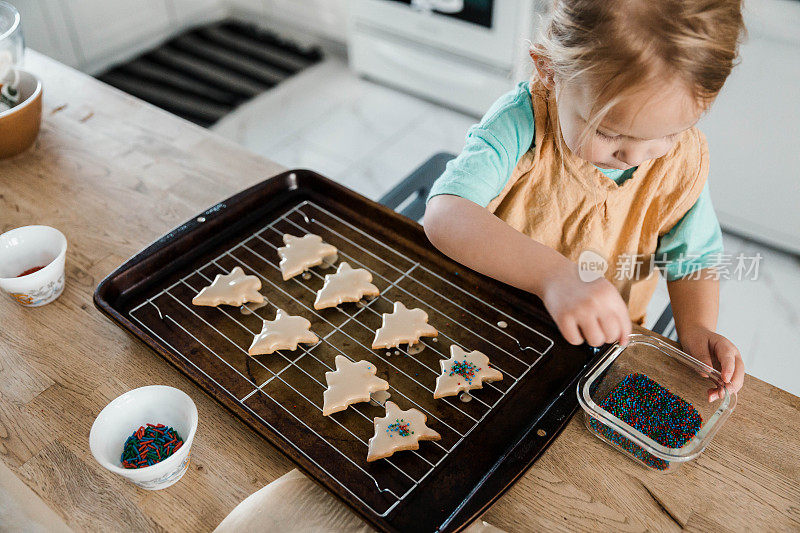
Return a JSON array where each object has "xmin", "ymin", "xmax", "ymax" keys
[{"xmin": 94, "ymin": 170, "xmax": 602, "ymax": 532}]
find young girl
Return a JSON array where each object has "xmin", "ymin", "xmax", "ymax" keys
[{"xmin": 424, "ymin": 0, "xmax": 745, "ymax": 401}]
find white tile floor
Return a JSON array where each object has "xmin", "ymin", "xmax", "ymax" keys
[
  {"xmin": 212, "ymin": 57, "xmax": 800, "ymax": 397},
  {"xmin": 213, "ymin": 58, "xmax": 476, "ymax": 199}
]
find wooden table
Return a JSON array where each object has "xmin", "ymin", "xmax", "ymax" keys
[{"xmin": 1, "ymin": 51, "xmax": 798, "ymax": 532}]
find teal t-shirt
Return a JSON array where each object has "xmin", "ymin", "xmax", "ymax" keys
[{"xmin": 427, "ymin": 81, "xmax": 724, "ymax": 281}]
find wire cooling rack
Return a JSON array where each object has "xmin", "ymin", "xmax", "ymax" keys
[{"xmin": 127, "ymin": 199, "xmax": 555, "ymax": 517}]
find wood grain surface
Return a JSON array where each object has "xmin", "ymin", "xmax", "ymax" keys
[{"xmin": 0, "ymin": 51, "xmax": 797, "ymax": 532}]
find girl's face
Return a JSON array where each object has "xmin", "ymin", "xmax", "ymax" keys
[{"xmin": 554, "ymin": 75, "xmax": 704, "ymax": 170}]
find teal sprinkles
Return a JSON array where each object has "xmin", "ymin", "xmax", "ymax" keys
[
  {"xmin": 590, "ymin": 373, "xmax": 702, "ymax": 470},
  {"xmin": 121, "ymin": 423, "xmax": 184, "ymax": 469},
  {"xmin": 386, "ymin": 418, "xmax": 413, "ymax": 437},
  {"xmin": 449, "ymin": 359, "xmax": 480, "ymax": 385}
]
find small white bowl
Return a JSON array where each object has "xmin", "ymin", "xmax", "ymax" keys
[
  {"xmin": 89, "ymin": 385, "xmax": 198, "ymax": 490},
  {"xmin": 0, "ymin": 225, "xmax": 67, "ymax": 306}
]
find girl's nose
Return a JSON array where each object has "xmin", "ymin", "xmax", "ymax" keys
[{"xmin": 614, "ymin": 145, "xmax": 649, "ymax": 167}]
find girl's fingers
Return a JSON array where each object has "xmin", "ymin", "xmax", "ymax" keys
[
  {"xmin": 714, "ymin": 337, "xmax": 740, "ymax": 383},
  {"xmin": 559, "ymin": 316, "xmax": 584, "ymax": 345},
  {"xmin": 617, "ymin": 304, "xmax": 632, "ymax": 346},
  {"xmin": 729, "ymin": 357, "xmax": 746, "ymax": 394},
  {"xmin": 710, "ymin": 362, "xmax": 743, "ymax": 401},
  {"xmin": 708, "ymin": 387, "xmax": 720, "ymax": 402},
  {"xmin": 578, "ymin": 317, "xmax": 605, "ymax": 347},
  {"xmin": 689, "ymin": 345, "xmax": 713, "ymax": 379},
  {"xmin": 710, "ymin": 335, "xmax": 745, "ymax": 394},
  {"xmin": 597, "ymin": 313, "xmax": 621, "ymax": 345},
  {"xmin": 617, "ymin": 329, "xmax": 629, "ymax": 347},
  {"xmin": 619, "ymin": 316, "xmax": 632, "ymax": 346}
]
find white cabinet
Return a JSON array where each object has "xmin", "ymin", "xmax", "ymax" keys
[
  {"xmin": 225, "ymin": 0, "xmax": 267, "ymax": 16},
  {"xmin": 225, "ymin": 0, "xmax": 349, "ymax": 42},
  {"xmin": 14, "ymin": 0, "xmax": 223, "ymax": 72},
  {"xmin": 11, "ymin": 0, "xmax": 79, "ymax": 67},
  {"xmin": 14, "ymin": 0, "xmax": 348, "ymax": 73},
  {"xmin": 169, "ymin": 0, "xmax": 227, "ymax": 27},
  {"xmin": 263, "ymin": 0, "xmax": 348, "ymax": 41},
  {"xmin": 12, "ymin": 0, "xmax": 173, "ymax": 72},
  {"xmin": 64, "ymin": 0, "xmax": 173, "ymax": 71}
]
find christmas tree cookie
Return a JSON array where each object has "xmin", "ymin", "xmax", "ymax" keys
[
  {"xmin": 322, "ymin": 355, "xmax": 389, "ymax": 416},
  {"xmin": 372, "ymin": 301, "xmax": 437, "ymax": 350},
  {"xmin": 248, "ymin": 309, "xmax": 319, "ymax": 355},
  {"xmin": 314, "ymin": 262, "xmax": 380, "ymax": 310},
  {"xmin": 277, "ymin": 234, "xmax": 338, "ymax": 280},
  {"xmin": 367, "ymin": 401, "xmax": 441, "ymax": 462},
  {"xmin": 192, "ymin": 266, "xmax": 264, "ymax": 307},
  {"xmin": 433, "ymin": 345, "xmax": 503, "ymax": 399}
]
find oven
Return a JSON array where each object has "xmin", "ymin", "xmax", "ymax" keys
[
  {"xmin": 347, "ymin": 0, "xmax": 536, "ymax": 115},
  {"xmin": 385, "ymin": 0, "xmax": 495, "ymax": 29}
]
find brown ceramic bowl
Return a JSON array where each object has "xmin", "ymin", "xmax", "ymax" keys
[{"xmin": 0, "ymin": 69, "xmax": 42, "ymax": 159}]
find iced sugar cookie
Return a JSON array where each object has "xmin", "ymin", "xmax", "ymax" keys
[
  {"xmin": 314, "ymin": 262, "xmax": 380, "ymax": 310},
  {"xmin": 433, "ymin": 345, "xmax": 503, "ymax": 399},
  {"xmin": 372, "ymin": 301, "xmax": 437, "ymax": 350},
  {"xmin": 277, "ymin": 234, "xmax": 338, "ymax": 281},
  {"xmin": 192, "ymin": 267, "xmax": 264, "ymax": 307},
  {"xmin": 248, "ymin": 309, "xmax": 319, "ymax": 355},
  {"xmin": 322, "ymin": 355, "xmax": 389, "ymax": 416},
  {"xmin": 367, "ymin": 401, "xmax": 441, "ymax": 462}
]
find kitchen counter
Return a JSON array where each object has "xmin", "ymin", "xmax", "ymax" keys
[{"xmin": 1, "ymin": 51, "xmax": 798, "ymax": 532}]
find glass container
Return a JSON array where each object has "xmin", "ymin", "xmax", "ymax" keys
[
  {"xmin": 0, "ymin": 1, "xmax": 23, "ymax": 70},
  {"xmin": 577, "ymin": 333, "xmax": 736, "ymax": 472}
]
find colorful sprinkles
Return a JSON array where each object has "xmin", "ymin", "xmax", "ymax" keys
[
  {"xmin": 386, "ymin": 418, "xmax": 413, "ymax": 437},
  {"xmin": 590, "ymin": 373, "xmax": 702, "ymax": 470},
  {"xmin": 121, "ymin": 423, "xmax": 184, "ymax": 469},
  {"xmin": 449, "ymin": 359, "xmax": 480, "ymax": 385}
]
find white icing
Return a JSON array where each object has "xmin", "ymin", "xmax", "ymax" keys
[
  {"xmin": 314, "ymin": 262, "xmax": 379, "ymax": 310},
  {"xmin": 370, "ymin": 390, "xmax": 391, "ymax": 406},
  {"xmin": 407, "ymin": 343, "xmax": 425, "ymax": 355},
  {"xmin": 192, "ymin": 267, "xmax": 264, "ymax": 307},
  {"xmin": 240, "ymin": 300, "xmax": 269, "ymax": 315},
  {"xmin": 277, "ymin": 234, "xmax": 338, "ymax": 280},
  {"xmin": 248, "ymin": 309, "xmax": 319, "ymax": 355},
  {"xmin": 322, "ymin": 355, "xmax": 389, "ymax": 416},
  {"xmin": 372, "ymin": 301, "xmax": 438, "ymax": 349}
]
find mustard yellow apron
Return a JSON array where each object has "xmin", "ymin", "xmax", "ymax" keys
[{"xmin": 487, "ymin": 80, "xmax": 709, "ymax": 326}]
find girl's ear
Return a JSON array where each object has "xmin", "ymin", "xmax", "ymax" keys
[{"xmin": 529, "ymin": 48, "xmax": 555, "ymax": 90}]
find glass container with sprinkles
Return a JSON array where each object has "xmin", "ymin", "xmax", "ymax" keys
[{"xmin": 578, "ymin": 333, "xmax": 736, "ymax": 472}]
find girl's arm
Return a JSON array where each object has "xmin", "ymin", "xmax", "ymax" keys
[
  {"xmin": 425, "ymin": 194, "xmax": 631, "ymax": 347},
  {"xmin": 667, "ymin": 271, "xmax": 745, "ymax": 400}
]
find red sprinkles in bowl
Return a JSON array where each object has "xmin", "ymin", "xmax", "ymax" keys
[{"xmin": 121, "ymin": 423, "xmax": 183, "ymax": 469}]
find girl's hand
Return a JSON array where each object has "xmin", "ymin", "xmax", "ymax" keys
[
  {"xmin": 424, "ymin": 196, "xmax": 628, "ymax": 349},
  {"xmin": 541, "ymin": 262, "xmax": 632, "ymax": 348},
  {"xmin": 678, "ymin": 324, "xmax": 745, "ymax": 402}
]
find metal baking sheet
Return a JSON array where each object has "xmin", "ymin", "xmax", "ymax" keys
[{"xmin": 95, "ymin": 170, "xmax": 601, "ymax": 532}]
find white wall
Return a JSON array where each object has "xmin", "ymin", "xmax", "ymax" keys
[{"xmin": 698, "ymin": 0, "xmax": 800, "ymax": 254}]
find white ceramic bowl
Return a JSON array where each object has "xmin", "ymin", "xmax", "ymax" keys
[
  {"xmin": 89, "ymin": 385, "xmax": 198, "ymax": 490},
  {"xmin": 0, "ymin": 225, "xmax": 66, "ymax": 306}
]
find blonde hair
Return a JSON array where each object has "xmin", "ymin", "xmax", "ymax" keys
[{"xmin": 534, "ymin": 0, "xmax": 745, "ymax": 147}]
